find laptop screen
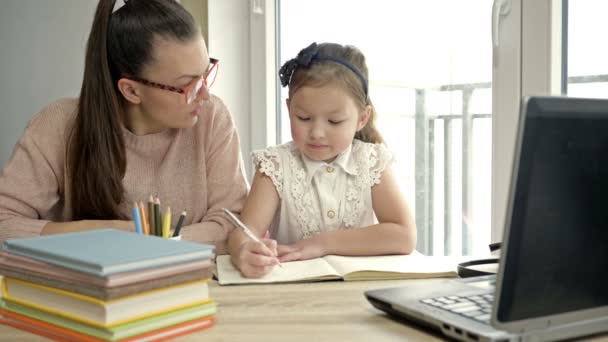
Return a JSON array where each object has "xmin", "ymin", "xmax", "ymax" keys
[{"xmin": 497, "ymin": 97, "xmax": 608, "ymax": 323}]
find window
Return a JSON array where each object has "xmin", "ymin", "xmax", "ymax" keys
[
  {"xmin": 566, "ymin": 0, "xmax": 608, "ymax": 98},
  {"xmin": 278, "ymin": 0, "xmax": 495, "ymax": 255}
]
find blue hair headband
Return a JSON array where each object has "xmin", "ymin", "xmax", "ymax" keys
[{"xmin": 279, "ymin": 42, "xmax": 368, "ymax": 96}]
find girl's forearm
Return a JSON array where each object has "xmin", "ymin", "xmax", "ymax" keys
[
  {"xmin": 227, "ymin": 229, "xmax": 249, "ymax": 258},
  {"xmin": 318, "ymin": 223, "xmax": 416, "ymax": 256}
]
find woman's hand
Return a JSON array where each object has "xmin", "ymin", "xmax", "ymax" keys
[
  {"xmin": 277, "ymin": 237, "xmax": 326, "ymax": 262},
  {"xmin": 102, "ymin": 220, "xmax": 135, "ymax": 232},
  {"xmin": 42, "ymin": 220, "xmax": 134, "ymax": 235},
  {"xmin": 231, "ymin": 239, "xmax": 279, "ymax": 278}
]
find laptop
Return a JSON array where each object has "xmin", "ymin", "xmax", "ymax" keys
[{"xmin": 365, "ymin": 96, "xmax": 608, "ymax": 341}]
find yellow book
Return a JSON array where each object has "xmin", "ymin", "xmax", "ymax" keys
[
  {"xmin": 216, "ymin": 252, "xmax": 471, "ymax": 285},
  {"xmin": 1, "ymin": 277, "xmax": 211, "ymax": 328}
]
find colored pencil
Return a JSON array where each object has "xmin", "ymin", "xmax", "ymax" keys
[
  {"xmin": 162, "ymin": 207, "xmax": 171, "ymax": 238},
  {"xmin": 132, "ymin": 202, "xmax": 143, "ymax": 234},
  {"xmin": 172, "ymin": 210, "xmax": 187, "ymax": 237},
  {"xmin": 154, "ymin": 197, "xmax": 161, "ymax": 237},
  {"xmin": 148, "ymin": 195, "xmax": 155, "ymax": 236},
  {"xmin": 139, "ymin": 201, "xmax": 149, "ymax": 235}
]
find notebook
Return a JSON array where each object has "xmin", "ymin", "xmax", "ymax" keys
[
  {"xmin": 0, "ymin": 251, "xmax": 213, "ymax": 300},
  {"xmin": 216, "ymin": 252, "xmax": 466, "ymax": 285},
  {"xmin": 1, "ymin": 277, "xmax": 211, "ymax": 327},
  {"xmin": 0, "ymin": 299, "xmax": 215, "ymax": 342},
  {"xmin": 1, "ymin": 229, "xmax": 214, "ymax": 276}
]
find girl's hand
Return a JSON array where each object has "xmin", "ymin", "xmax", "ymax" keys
[
  {"xmin": 232, "ymin": 239, "xmax": 280, "ymax": 278},
  {"xmin": 277, "ymin": 237, "xmax": 325, "ymax": 262}
]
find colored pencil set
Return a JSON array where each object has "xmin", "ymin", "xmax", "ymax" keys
[{"xmin": 132, "ymin": 196, "xmax": 186, "ymax": 238}]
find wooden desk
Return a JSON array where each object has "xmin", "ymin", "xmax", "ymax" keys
[
  {"xmin": 0, "ymin": 278, "xmax": 446, "ymax": 341},
  {"xmin": 190, "ymin": 279, "xmax": 447, "ymax": 342},
  {"xmin": 1, "ymin": 278, "xmax": 607, "ymax": 341}
]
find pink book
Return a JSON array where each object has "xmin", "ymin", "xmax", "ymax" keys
[{"xmin": 0, "ymin": 252, "xmax": 214, "ymax": 300}]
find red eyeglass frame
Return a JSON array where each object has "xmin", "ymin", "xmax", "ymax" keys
[{"xmin": 128, "ymin": 58, "xmax": 219, "ymax": 104}]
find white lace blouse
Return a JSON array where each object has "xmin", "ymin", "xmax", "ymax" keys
[{"xmin": 251, "ymin": 139, "xmax": 393, "ymax": 245}]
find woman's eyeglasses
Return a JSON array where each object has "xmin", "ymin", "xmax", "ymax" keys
[{"xmin": 128, "ymin": 58, "xmax": 219, "ymax": 105}]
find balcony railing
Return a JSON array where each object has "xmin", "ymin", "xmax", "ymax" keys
[{"xmin": 406, "ymin": 74, "xmax": 608, "ymax": 255}]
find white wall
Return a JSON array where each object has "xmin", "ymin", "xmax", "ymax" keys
[
  {"xmin": 207, "ymin": 0, "xmax": 252, "ymax": 176},
  {"xmin": 0, "ymin": 0, "xmax": 255, "ymax": 177},
  {"xmin": 0, "ymin": 0, "xmax": 97, "ymax": 166}
]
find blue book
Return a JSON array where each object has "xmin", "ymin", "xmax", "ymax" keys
[{"xmin": 1, "ymin": 229, "xmax": 214, "ymax": 276}]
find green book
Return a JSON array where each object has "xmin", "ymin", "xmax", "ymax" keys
[{"xmin": 0, "ymin": 299, "xmax": 216, "ymax": 341}]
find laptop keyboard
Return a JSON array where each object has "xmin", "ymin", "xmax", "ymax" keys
[{"xmin": 420, "ymin": 294, "xmax": 493, "ymax": 325}]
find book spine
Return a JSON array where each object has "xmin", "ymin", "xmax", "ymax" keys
[{"xmin": 3, "ymin": 244, "xmax": 102, "ymax": 275}]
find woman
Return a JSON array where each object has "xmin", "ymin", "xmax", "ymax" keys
[{"xmin": 0, "ymin": 0, "xmax": 248, "ymax": 253}]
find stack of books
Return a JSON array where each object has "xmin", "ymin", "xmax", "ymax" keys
[{"xmin": 0, "ymin": 229, "xmax": 216, "ymax": 341}]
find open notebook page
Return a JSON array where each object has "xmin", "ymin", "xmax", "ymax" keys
[
  {"xmin": 215, "ymin": 256, "xmax": 340, "ymax": 285},
  {"xmin": 323, "ymin": 253, "xmax": 461, "ymax": 281}
]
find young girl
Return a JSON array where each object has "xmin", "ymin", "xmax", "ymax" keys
[
  {"xmin": 0, "ymin": 0, "xmax": 248, "ymax": 253},
  {"xmin": 228, "ymin": 42, "xmax": 416, "ymax": 278}
]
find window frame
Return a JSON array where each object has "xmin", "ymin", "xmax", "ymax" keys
[{"xmin": 246, "ymin": 0, "xmax": 564, "ymax": 251}]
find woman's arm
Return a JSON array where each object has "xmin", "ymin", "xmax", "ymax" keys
[
  {"xmin": 0, "ymin": 103, "xmax": 135, "ymax": 243},
  {"xmin": 0, "ymin": 134, "xmax": 134, "ymax": 240},
  {"xmin": 42, "ymin": 220, "xmax": 134, "ymax": 234},
  {"xmin": 278, "ymin": 166, "xmax": 417, "ymax": 261},
  {"xmin": 176, "ymin": 98, "xmax": 249, "ymax": 253},
  {"xmin": 0, "ymin": 118, "xmax": 65, "ymax": 242}
]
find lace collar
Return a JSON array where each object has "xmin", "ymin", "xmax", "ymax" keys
[{"xmin": 298, "ymin": 142, "xmax": 358, "ymax": 183}]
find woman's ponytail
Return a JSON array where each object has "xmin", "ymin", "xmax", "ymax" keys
[{"xmin": 68, "ymin": 0, "xmax": 126, "ymax": 220}]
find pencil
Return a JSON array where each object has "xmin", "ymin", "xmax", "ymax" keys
[
  {"xmin": 132, "ymin": 202, "xmax": 143, "ymax": 234},
  {"xmin": 139, "ymin": 201, "xmax": 149, "ymax": 235},
  {"xmin": 162, "ymin": 206, "xmax": 171, "ymax": 238},
  {"xmin": 223, "ymin": 208, "xmax": 282, "ymax": 267},
  {"xmin": 148, "ymin": 195, "xmax": 155, "ymax": 236},
  {"xmin": 154, "ymin": 197, "xmax": 161, "ymax": 237},
  {"xmin": 172, "ymin": 210, "xmax": 187, "ymax": 237}
]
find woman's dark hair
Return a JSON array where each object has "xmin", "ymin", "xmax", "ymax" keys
[{"xmin": 68, "ymin": 0, "xmax": 198, "ymax": 220}]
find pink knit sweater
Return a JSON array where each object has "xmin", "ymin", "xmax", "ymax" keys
[{"xmin": 0, "ymin": 97, "xmax": 248, "ymax": 254}]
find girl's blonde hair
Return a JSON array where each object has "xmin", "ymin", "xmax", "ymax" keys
[{"xmin": 281, "ymin": 42, "xmax": 384, "ymax": 144}]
